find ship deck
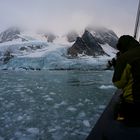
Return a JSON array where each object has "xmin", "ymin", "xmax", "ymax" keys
[{"xmin": 86, "ymin": 90, "xmax": 140, "ymax": 140}]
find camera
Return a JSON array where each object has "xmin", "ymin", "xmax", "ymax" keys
[
  {"xmin": 107, "ymin": 58, "xmax": 117, "ymax": 68},
  {"xmin": 107, "ymin": 52, "xmax": 121, "ymax": 69}
]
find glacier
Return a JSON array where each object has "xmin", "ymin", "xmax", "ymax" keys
[
  {"xmin": 0, "ymin": 28, "xmax": 118, "ymax": 71},
  {"xmin": 0, "ymin": 39, "xmax": 117, "ymax": 70}
]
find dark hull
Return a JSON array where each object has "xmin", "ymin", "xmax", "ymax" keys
[{"xmin": 86, "ymin": 90, "xmax": 140, "ymax": 140}]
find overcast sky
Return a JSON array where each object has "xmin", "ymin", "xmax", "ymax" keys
[{"xmin": 0, "ymin": 0, "xmax": 139, "ymax": 36}]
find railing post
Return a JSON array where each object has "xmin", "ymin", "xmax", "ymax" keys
[{"xmin": 134, "ymin": 0, "xmax": 140, "ymax": 40}]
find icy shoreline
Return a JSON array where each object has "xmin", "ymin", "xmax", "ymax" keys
[{"xmin": 0, "ymin": 39, "xmax": 117, "ymax": 71}]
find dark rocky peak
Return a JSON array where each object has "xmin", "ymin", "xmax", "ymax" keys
[
  {"xmin": 86, "ymin": 26, "xmax": 118, "ymax": 48},
  {"xmin": 82, "ymin": 30, "xmax": 106, "ymax": 56},
  {"xmin": 3, "ymin": 50, "xmax": 14, "ymax": 64},
  {"xmin": 67, "ymin": 37, "xmax": 94, "ymax": 57},
  {"xmin": 0, "ymin": 27, "xmax": 21, "ymax": 43},
  {"xmin": 67, "ymin": 29, "xmax": 107, "ymax": 57},
  {"xmin": 75, "ymin": 37, "xmax": 84, "ymax": 45},
  {"xmin": 82, "ymin": 30, "xmax": 97, "ymax": 47}
]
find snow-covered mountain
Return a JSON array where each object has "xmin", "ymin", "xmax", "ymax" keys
[
  {"xmin": 86, "ymin": 26, "xmax": 118, "ymax": 48},
  {"xmin": 0, "ymin": 27, "xmax": 118, "ymax": 70},
  {"xmin": 67, "ymin": 27, "xmax": 118, "ymax": 58},
  {"xmin": 68, "ymin": 30, "xmax": 107, "ymax": 57},
  {"xmin": 0, "ymin": 27, "xmax": 22, "ymax": 43}
]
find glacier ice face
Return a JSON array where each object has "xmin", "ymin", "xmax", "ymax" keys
[
  {"xmin": 0, "ymin": 41, "xmax": 116, "ymax": 70},
  {"xmin": 0, "ymin": 29, "xmax": 117, "ymax": 70}
]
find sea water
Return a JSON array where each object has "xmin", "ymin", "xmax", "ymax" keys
[{"xmin": 0, "ymin": 70, "xmax": 116, "ymax": 140}]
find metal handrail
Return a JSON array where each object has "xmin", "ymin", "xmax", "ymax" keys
[{"xmin": 134, "ymin": 0, "xmax": 140, "ymax": 40}]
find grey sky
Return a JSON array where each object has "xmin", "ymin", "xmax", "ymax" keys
[{"xmin": 0, "ymin": 0, "xmax": 139, "ymax": 36}]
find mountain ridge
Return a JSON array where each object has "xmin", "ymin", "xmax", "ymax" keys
[
  {"xmin": 0, "ymin": 26, "xmax": 118, "ymax": 70},
  {"xmin": 67, "ymin": 28, "xmax": 118, "ymax": 57}
]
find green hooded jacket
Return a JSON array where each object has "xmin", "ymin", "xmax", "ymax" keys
[{"xmin": 112, "ymin": 36, "xmax": 140, "ymax": 103}]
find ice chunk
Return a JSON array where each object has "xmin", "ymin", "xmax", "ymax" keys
[
  {"xmin": 54, "ymin": 101, "xmax": 67, "ymax": 109},
  {"xmin": 78, "ymin": 111, "xmax": 86, "ymax": 118},
  {"xmin": 76, "ymin": 102, "xmax": 84, "ymax": 107},
  {"xmin": 27, "ymin": 128, "xmax": 39, "ymax": 135},
  {"xmin": 49, "ymin": 92, "xmax": 56, "ymax": 95},
  {"xmin": 85, "ymin": 98, "xmax": 90, "ymax": 103},
  {"xmin": 17, "ymin": 116, "xmax": 23, "ymax": 121},
  {"xmin": 46, "ymin": 97, "xmax": 53, "ymax": 101},
  {"xmin": 48, "ymin": 128, "xmax": 57, "ymax": 133},
  {"xmin": 98, "ymin": 105, "xmax": 106, "ymax": 110},
  {"xmin": 83, "ymin": 120, "xmax": 90, "ymax": 127},
  {"xmin": 99, "ymin": 85, "xmax": 115, "ymax": 89},
  {"xmin": 67, "ymin": 106, "xmax": 77, "ymax": 112},
  {"xmin": 43, "ymin": 95, "xmax": 49, "ymax": 98}
]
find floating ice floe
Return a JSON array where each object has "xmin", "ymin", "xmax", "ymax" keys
[
  {"xmin": 99, "ymin": 85, "xmax": 115, "ymax": 89},
  {"xmin": 83, "ymin": 120, "xmax": 91, "ymax": 127},
  {"xmin": 67, "ymin": 106, "xmax": 77, "ymax": 112},
  {"xmin": 27, "ymin": 128, "xmax": 39, "ymax": 135},
  {"xmin": 98, "ymin": 105, "xmax": 106, "ymax": 110},
  {"xmin": 49, "ymin": 92, "xmax": 56, "ymax": 95}
]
